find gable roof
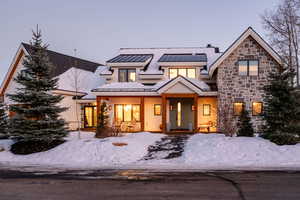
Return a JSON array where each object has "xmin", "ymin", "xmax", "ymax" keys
[
  {"xmin": 208, "ymin": 27, "xmax": 282, "ymax": 77},
  {"xmin": 22, "ymin": 43, "xmax": 102, "ymax": 77}
]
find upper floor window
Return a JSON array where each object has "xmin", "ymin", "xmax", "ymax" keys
[
  {"xmin": 169, "ymin": 68, "xmax": 196, "ymax": 79},
  {"xmin": 238, "ymin": 60, "xmax": 259, "ymax": 76},
  {"xmin": 119, "ymin": 69, "xmax": 136, "ymax": 82}
]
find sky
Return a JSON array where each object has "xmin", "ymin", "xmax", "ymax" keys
[{"xmin": 0, "ymin": 0, "xmax": 281, "ymax": 83}]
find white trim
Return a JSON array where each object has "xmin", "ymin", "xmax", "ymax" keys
[
  {"xmin": 158, "ymin": 62, "xmax": 206, "ymax": 66},
  {"xmin": 0, "ymin": 44, "xmax": 26, "ymax": 95},
  {"xmin": 91, "ymin": 91, "xmax": 159, "ymax": 96},
  {"xmin": 209, "ymin": 27, "xmax": 282, "ymax": 77},
  {"xmin": 52, "ymin": 89, "xmax": 87, "ymax": 96},
  {"xmin": 138, "ymin": 74, "xmax": 164, "ymax": 80}
]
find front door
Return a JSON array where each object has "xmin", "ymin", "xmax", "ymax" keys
[
  {"xmin": 84, "ymin": 106, "xmax": 97, "ymax": 128},
  {"xmin": 169, "ymin": 98, "xmax": 194, "ymax": 131}
]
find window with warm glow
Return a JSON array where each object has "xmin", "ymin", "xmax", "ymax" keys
[
  {"xmin": 115, "ymin": 104, "xmax": 141, "ymax": 122},
  {"xmin": 233, "ymin": 102, "xmax": 244, "ymax": 116},
  {"xmin": 177, "ymin": 102, "xmax": 182, "ymax": 127},
  {"xmin": 154, "ymin": 104, "xmax": 161, "ymax": 115},
  {"xmin": 203, "ymin": 104, "xmax": 211, "ymax": 116},
  {"xmin": 119, "ymin": 69, "xmax": 136, "ymax": 82},
  {"xmin": 252, "ymin": 102, "xmax": 263, "ymax": 116},
  {"xmin": 169, "ymin": 68, "xmax": 196, "ymax": 79},
  {"xmin": 238, "ymin": 60, "xmax": 259, "ymax": 76}
]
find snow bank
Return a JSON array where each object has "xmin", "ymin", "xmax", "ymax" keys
[
  {"xmin": 183, "ymin": 134, "xmax": 300, "ymax": 169},
  {"xmin": 0, "ymin": 132, "xmax": 164, "ymax": 169}
]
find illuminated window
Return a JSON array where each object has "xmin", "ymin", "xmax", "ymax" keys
[
  {"xmin": 154, "ymin": 104, "xmax": 161, "ymax": 115},
  {"xmin": 238, "ymin": 61, "xmax": 248, "ymax": 76},
  {"xmin": 252, "ymin": 102, "xmax": 263, "ymax": 116},
  {"xmin": 169, "ymin": 68, "xmax": 178, "ymax": 79},
  {"xmin": 203, "ymin": 104, "xmax": 211, "ymax": 116},
  {"xmin": 115, "ymin": 104, "xmax": 141, "ymax": 122},
  {"xmin": 169, "ymin": 68, "xmax": 196, "ymax": 79},
  {"xmin": 115, "ymin": 105, "xmax": 123, "ymax": 122},
  {"xmin": 84, "ymin": 106, "xmax": 97, "ymax": 128},
  {"xmin": 177, "ymin": 102, "xmax": 181, "ymax": 127},
  {"xmin": 187, "ymin": 68, "xmax": 196, "ymax": 78},
  {"xmin": 119, "ymin": 69, "xmax": 136, "ymax": 82},
  {"xmin": 132, "ymin": 105, "xmax": 140, "ymax": 121},
  {"xmin": 238, "ymin": 60, "xmax": 259, "ymax": 76},
  {"xmin": 233, "ymin": 102, "xmax": 244, "ymax": 116}
]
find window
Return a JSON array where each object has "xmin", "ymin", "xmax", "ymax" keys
[
  {"xmin": 154, "ymin": 104, "xmax": 161, "ymax": 115},
  {"xmin": 115, "ymin": 104, "xmax": 141, "ymax": 122},
  {"xmin": 177, "ymin": 102, "xmax": 182, "ymax": 127},
  {"xmin": 252, "ymin": 102, "xmax": 263, "ymax": 116},
  {"xmin": 203, "ymin": 104, "xmax": 211, "ymax": 116},
  {"xmin": 84, "ymin": 106, "xmax": 97, "ymax": 128},
  {"xmin": 238, "ymin": 60, "xmax": 259, "ymax": 76},
  {"xmin": 119, "ymin": 69, "xmax": 136, "ymax": 82},
  {"xmin": 233, "ymin": 102, "xmax": 244, "ymax": 116},
  {"xmin": 169, "ymin": 68, "xmax": 196, "ymax": 79}
]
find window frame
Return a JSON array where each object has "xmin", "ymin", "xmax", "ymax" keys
[
  {"xmin": 252, "ymin": 102, "xmax": 263, "ymax": 116},
  {"xmin": 168, "ymin": 68, "xmax": 196, "ymax": 79},
  {"xmin": 114, "ymin": 104, "xmax": 141, "ymax": 122},
  {"xmin": 233, "ymin": 102, "xmax": 245, "ymax": 116},
  {"xmin": 238, "ymin": 60, "xmax": 259, "ymax": 77},
  {"xmin": 203, "ymin": 104, "xmax": 211, "ymax": 116},
  {"xmin": 154, "ymin": 104, "xmax": 162, "ymax": 116},
  {"xmin": 118, "ymin": 69, "xmax": 136, "ymax": 82}
]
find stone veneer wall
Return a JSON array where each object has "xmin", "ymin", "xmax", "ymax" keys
[{"xmin": 217, "ymin": 36, "xmax": 280, "ymax": 133}]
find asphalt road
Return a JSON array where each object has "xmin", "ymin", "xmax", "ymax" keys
[{"xmin": 0, "ymin": 170, "xmax": 299, "ymax": 200}]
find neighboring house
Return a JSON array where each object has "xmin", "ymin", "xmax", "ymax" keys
[
  {"xmin": 0, "ymin": 43, "xmax": 104, "ymax": 130},
  {"xmin": 0, "ymin": 27, "xmax": 282, "ymax": 134}
]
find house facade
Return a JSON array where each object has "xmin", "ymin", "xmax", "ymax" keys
[{"xmin": 0, "ymin": 27, "xmax": 281, "ymax": 134}]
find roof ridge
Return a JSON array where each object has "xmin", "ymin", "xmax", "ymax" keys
[{"xmin": 120, "ymin": 47, "xmax": 216, "ymax": 50}]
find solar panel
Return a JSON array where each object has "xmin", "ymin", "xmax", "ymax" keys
[
  {"xmin": 158, "ymin": 54, "xmax": 207, "ymax": 62},
  {"xmin": 107, "ymin": 54, "xmax": 153, "ymax": 63}
]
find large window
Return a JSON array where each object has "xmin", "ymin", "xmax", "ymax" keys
[
  {"xmin": 233, "ymin": 102, "xmax": 244, "ymax": 116},
  {"xmin": 84, "ymin": 106, "xmax": 97, "ymax": 128},
  {"xmin": 115, "ymin": 104, "xmax": 140, "ymax": 122},
  {"xmin": 238, "ymin": 60, "xmax": 259, "ymax": 76},
  {"xmin": 252, "ymin": 102, "xmax": 263, "ymax": 116},
  {"xmin": 169, "ymin": 68, "xmax": 196, "ymax": 79},
  {"xmin": 119, "ymin": 69, "xmax": 136, "ymax": 82}
]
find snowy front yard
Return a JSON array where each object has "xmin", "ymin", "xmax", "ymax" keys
[{"xmin": 0, "ymin": 132, "xmax": 300, "ymax": 170}]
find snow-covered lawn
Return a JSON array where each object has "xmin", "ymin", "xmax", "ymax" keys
[
  {"xmin": 0, "ymin": 132, "xmax": 300, "ymax": 170},
  {"xmin": 0, "ymin": 132, "xmax": 164, "ymax": 169}
]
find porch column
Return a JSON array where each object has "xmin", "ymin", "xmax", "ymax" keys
[
  {"xmin": 162, "ymin": 94, "xmax": 167, "ymax": 133},
  {"xmin": 141, "ymin": 97, "xmax": 145, "ymax": 131},
  {"xmin": 96, "ymin": 96, "xmax": 102, "ymax": 125},
  {"xmin": 194, "ymin": 94, "xmax": 198, "ymax": 133}
]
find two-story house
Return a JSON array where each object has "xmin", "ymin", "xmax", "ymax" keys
[{"xmin": 0, "ymin": 27, "xmax": 282, "ymax": 134}]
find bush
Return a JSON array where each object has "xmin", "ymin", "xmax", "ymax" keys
[
  {"xmin": 267, "ymin": 133, "xmax": 298, "ymax": 145},
  {"xmin": 237, "ymin": 109, "xmax": 254, "ymax": 137},
  {"xmin": 10, "ymin": 140, "xmax": 65, "ymax": 155}
]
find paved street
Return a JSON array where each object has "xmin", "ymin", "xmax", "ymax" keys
[{"xmin": 0, "ymin": 170, "xmax": 299, "ymax": 200}]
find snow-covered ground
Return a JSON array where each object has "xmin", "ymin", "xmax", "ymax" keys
[{"xmin": 0, "ymin": 132, "xmax": 300, "ymax": 170}]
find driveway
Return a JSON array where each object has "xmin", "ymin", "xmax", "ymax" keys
[{"xmin": 0, "ymin": 169, "xmax": 299, "ymax": 200}]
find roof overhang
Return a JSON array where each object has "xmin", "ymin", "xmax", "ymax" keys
[
  {"xmin": 209, "ymin": 27, "xmax": 282, "ymax": 77},
  {"xmin": 52, "ymin": 89, "xmax": 87, "ymax": 96},
  {"xmin": 106, "ymin": 62, "xmax": 149, "ymax": 67}
]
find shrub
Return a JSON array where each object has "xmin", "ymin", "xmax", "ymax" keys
[
  {"xmin": 10, "ymin": 140, "xmax": 65, "ymax": 155},
  {"xmin": 267, "ymin": 133, "xmax": 298, "ymax": 145},
  {"xmin": 237, "ymin": 108, "xmax": 254, "ymax": 137}
]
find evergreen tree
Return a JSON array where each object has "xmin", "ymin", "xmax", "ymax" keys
[
  {"xmin": 96, "ymin": 102, "xmax": 109, "ymax": 136},
  {"xmin": 0, "ymin": 103, "xmax": 9, "ymax": 138},
  {"xmin": 262, "ymin": 68, "xmax": 300, "ymax": 144},
  {"xmin": 237, "ymin": 108, "xmax": 254, "ymax": 137},
  {"xmin": 7, "ymin": 27, "xmax": 68, "ymax": 142}
]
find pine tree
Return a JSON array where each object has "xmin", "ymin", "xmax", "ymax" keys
[
  {"xmin": 96, "ymin": 102, "xmax": 109, "ymax": 137},
  {"xmin": 0, "ymin": 103, "xmax": 9, "ymax": 138},
  {"xmin": 7, "ymin": 27, "xmax": 68, "ymax": 142},
  {"xmin": 237, "ymin": 108, "xmax": 254, "ymax": 137},
  {"xmin": 262, "ymin": 68, "xmax": 300, "ymax": 144}
]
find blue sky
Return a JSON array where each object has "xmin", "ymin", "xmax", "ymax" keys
[{"xmin": 0, "ymin": 0, "xmax": 280, "ymax": 83}]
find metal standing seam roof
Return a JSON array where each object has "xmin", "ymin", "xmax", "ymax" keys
[
  {"xmin": 106, "ymin": 54, "xmax": 153, "ymax": 63},
  {"xmin": 158, "ymin": 54, "xmax": 207, "ymax": 62}
]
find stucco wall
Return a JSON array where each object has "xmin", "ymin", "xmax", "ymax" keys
[
  {"xmin": 144, "ymin": 97, "xmax": 162, "ymax": 132},
  {"xmin": 217, "ymin": 36, "xmax": 279, "ymax": 133}
]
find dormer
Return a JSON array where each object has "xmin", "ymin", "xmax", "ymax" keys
[
  {"xmin": 157, "ymin": 53, "xmax": 207, "ymax": 80},
  {"xmin": 105, "ymin": 54, "xmax": 153, "ymax": 82}
]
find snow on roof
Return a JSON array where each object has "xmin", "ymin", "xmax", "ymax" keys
[
  {"xmin": 117, "ymin": 47, "xmax": 222, "ymax": 75},
  {"xmin": 99, "ymin": 66, "xmax": 112, "ymax": 75},
  {"xmin": 94, "ymin": 82, "xmax": 153, "ymax": 92}
]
